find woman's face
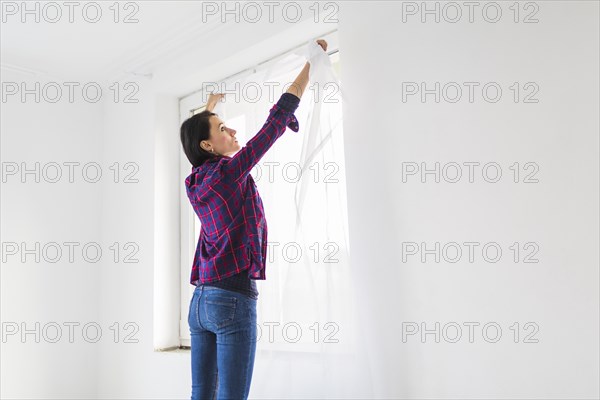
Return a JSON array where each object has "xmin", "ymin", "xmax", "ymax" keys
[{"xmin": 201, "ymin": 115, "xmax": 241, "ymax": 157}]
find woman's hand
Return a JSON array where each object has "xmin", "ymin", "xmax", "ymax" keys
[
  {"xmin": 316, "ymin": 39, "xmax": 328, "ymax": 52},
  {"xmin": 206, "ymin": 93, "xmax": 225, "ymax": 112}
]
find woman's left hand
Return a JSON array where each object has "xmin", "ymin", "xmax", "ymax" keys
[{"xmin": 316, "ymin": 39, "xmax": 328, "ymax": 52}]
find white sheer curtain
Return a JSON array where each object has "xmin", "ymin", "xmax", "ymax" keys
[{"xmin": 207, "ymin": 43, "xmax": 371, "ymax": 397}]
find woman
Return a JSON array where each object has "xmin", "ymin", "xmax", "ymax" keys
[{"xmin": 180, "ymin": 39, "xmax": 328, "ymax": 400}]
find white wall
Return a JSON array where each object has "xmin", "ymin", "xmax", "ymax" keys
[
  {"xmin": 1, "ymin": 70, "xmax": 103, "ymax": 399},
  {"xmin": 337, "ymin": 1, "xmax": 599, "ymax": 398}
]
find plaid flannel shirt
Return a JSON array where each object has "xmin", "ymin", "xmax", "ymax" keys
[{"xmin": 185, "ymin": 92, "xmax": 300, "ymax": 286}]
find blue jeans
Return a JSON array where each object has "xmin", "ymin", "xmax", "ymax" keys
[{"xmin": 188, "ymin": 285, "xmax": 258, "ymax": 400}]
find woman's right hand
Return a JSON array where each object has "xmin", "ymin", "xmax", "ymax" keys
[{"xmin": 206, "ymin": 93, "xmax": 225, "ymax": 112}]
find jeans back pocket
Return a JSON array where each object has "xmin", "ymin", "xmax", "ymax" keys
[{"xmin": 204, "ymin": 293, "xmax": 237, "ymax": 329}]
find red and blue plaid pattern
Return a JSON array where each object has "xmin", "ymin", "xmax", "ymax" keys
[{"xmin": 185, "ymin": 93, "xmax": 300, "ymax": 286}]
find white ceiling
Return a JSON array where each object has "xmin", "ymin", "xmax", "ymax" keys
[{"xmin": 1, "ymin": 1, "xmax": 335, "ymax": 97}]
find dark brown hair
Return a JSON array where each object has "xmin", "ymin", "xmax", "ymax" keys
[{"xmin": 180, "ymin": 110, "xmax": 226, "ymax": 168}]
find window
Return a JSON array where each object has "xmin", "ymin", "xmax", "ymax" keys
[{"xmin": 179, "ymin": 46, "xmax": 354, "ymax": 353}]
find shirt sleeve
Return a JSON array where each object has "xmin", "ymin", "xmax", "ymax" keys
[{"xmin": 221, "ymin": 92, "xmax": 300, "ymax": 182}]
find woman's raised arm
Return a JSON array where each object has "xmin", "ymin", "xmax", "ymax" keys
[{"xmin": 286, "ymin": 39, "xmax": 328, "ymax": 99}]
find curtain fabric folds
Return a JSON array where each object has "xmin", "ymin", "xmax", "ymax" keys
[{"xmin": 208, "ymin": 41, "xmax": 371, "ymax": 397}]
